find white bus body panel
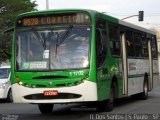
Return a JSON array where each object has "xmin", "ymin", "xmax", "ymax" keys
[
  {"xmin": 153, "ymin": 60, "xmax": 160, "ymax": 88},
  {"xmin": 12, "ymin": 81, "xmax": 97, "ymax": 103},
  {"xmin": 127, "ymin": 59, "xmax": 159, "ymax": 96}
]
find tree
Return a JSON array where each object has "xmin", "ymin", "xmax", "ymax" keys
[
  {"xmin": 0, "ymin": 0, "xmax": 37, "ymax": 62},
  {"xmin": 0, "ymin": 0, "xmax": 37, "ymax": 30}
]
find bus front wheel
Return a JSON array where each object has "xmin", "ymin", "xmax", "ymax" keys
[
  {"xmin": 97, "ymin": 83, "xmax": 115, "ymax": 112},
  {"xmin": 38, "ymin": 104, "xmax": 54, "ymax": 114}
]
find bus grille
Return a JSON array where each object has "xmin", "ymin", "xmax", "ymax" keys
[{"xmin": 24, "ymin": 93, "xmax": 82, "ymax": 100}]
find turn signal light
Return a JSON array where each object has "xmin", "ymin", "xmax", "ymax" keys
[{"xmin": 16, "ymin": 77, "xmax": 21, "ymax": 81}]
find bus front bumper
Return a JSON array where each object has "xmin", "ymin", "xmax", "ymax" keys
[{"xmin": 12, "ymin": 81, "xmax": 97, "ymax": 103}]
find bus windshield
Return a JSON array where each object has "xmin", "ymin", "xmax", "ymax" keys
[{"xmin": 15, "ymin": 25, "xmax": 91, "ymax": 71}]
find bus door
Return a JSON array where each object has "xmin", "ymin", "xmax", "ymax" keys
[
  {"xmin": 120, "ymin": 33, "xmax": 128, "ymax": 96},
  {"xmin": 148, "ymin": 39, "xmax": 153, "ymax": 90}
]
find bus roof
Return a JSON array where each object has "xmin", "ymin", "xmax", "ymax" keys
[
  {"xmin": 99, "ymin": 12, "xmax": 156, "ymax": 35},
  {"xmin": 119, "ymin": 20, "xmax": 155, "ymax": 35},
  {"xmin": 16, "ymin": 9, "xmax": 97, "ymax": 18}
]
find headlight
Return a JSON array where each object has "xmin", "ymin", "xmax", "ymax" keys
[
  {"xmin": 0, "ymin": 83, "xmax": 6, "ymax": 89},
  {"xmin": 0, "ymin": 81, "xmax": 10, "ymax": 89}
]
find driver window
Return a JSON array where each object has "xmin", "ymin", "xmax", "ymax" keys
[{"xmin": 96, "ymin": 20, "xmax": 107, "ymax": 68}]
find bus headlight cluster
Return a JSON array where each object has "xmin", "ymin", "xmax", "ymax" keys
[
  {"xmin": 16, "ymin": 77, "xmax": 24, "ymax": 86},
  {"xmin": 81, "ymin": 79, "xmax": 87, "ymax": 83},
  {"xmin": 18, "ymin": 81, "xmax": 23, "ymax": 85},
  {"xmin": 67, "ymin": 79, "xmax": 88, "ymax": 87}
]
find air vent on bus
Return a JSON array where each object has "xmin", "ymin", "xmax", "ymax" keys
[
  {"xmin": 24, "ymin": 93, "xmax": 82, "ymax": 100},
  {"xmin": 56, "ymin": 84, "xmax": 66, "ymax": 87},
  {"xmin": 32, "ymin": 75, "xmax": 68, "ymax": 79}
]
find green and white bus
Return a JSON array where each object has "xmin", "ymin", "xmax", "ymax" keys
[{"xmin": 11, "ymin": 9, "xmax": 159, "ymax": 113}]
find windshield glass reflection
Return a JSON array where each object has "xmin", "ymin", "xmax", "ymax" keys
[
  {"xmin": 16, "ymin": 25, "xmax": 91, "ymax": 70},
  {"xmin": 0, "ymin": 68, "xmax": 10, "ymax": 79}
]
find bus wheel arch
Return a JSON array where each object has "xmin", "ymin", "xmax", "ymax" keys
[
  {"xmin": 96, "ymin": 76, "xmax": 118, "ymax": 112},
  {"xmin": 102, "ymin": 76, "xmax": 118, "ymax": 112}
]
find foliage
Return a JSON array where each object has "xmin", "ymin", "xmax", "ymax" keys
[
  {"xmin": 0, "ymin": 0, "xmax": 37, "ymax": 30},
  {"xmin": 0, "ymin": 0, "xmax": 37, "ymax": 62}
]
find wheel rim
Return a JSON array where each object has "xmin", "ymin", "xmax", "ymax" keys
[
  {"xmin": 7, "ymin": 90, "xmax": 13, "ymax": 102},
  {"xmin": 144, "ymin": 82, "xmax": 148, "ymax": 96},
  {"xmin": 9, "ymin": 91, "xmax": 13, "ymax": 101}
]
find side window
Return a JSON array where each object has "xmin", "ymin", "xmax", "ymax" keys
[
  {"xmin": 141, "ymin": 34, "xmax": 148, "ymax": 58},
  {"xmin": 134, "ymin": 32, "xmax": 142, "ymax": 58},
  {"xmin": 151, "ymin": 35, "xmax": 158, "ymax": 59},
  {"xmin": 126, "ymin": 30, "xmax": 135, "ymax": 57},
  {"xmin": 109, "ymin": 24, "xmax": 120, "ymax": 56},
  {"xmin": 96, "ymin": 20, "xmax": 107, "ymax": 68}
]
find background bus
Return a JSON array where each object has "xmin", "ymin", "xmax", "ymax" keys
[{"xmin": 11, "ymin": 9, "xmax": 159, "ymax": 113}]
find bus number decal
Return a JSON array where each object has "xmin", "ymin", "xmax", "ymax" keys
[{"xmin": 70, "ymin": 71, "xmax": 84, "ymax": 76}]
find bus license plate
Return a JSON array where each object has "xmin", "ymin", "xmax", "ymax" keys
[{"xmin": 44, "ymin": 90, "xmax": 58, "ymax": 96}]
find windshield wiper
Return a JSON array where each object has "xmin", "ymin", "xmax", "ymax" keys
[
  {"xmin": 55, "ymin": 25, "xmax": 73, "ymax": 57},
  {"xmin": 31, "ymin": 28, "xmax": 46, "ymax": 49},
  {"xmin": 57, "ymin": 25, "xmax": 73, "ymax": 47}
]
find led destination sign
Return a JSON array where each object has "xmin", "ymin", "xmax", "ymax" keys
[{"xmin": 17, "ymin": 13, "xmax": 90, "ymax": 27}]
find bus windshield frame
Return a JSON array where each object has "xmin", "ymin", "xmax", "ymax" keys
[{"xmin": 15, "ymin": 12, "xmax": 91, "ymax": 71}]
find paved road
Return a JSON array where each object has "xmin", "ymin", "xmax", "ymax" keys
[{"xmin": 0, "ymin": 87, "xmax": 160, "ymax": 120}]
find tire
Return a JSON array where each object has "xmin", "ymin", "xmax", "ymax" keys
[
  {"xmin": 6, "ymin": 89, "xmax": 13, "ymax": 102},
  {"xmin": 131, "ymin": 77, "xmax": 148, "ymax": 100},
  {"xmin": 106, "ymin": 85, "xmax": 114, "ymax": 111},
  {"xmin": 97, "ymin": 83, "xmax": 114, "ymax": 112},
  {"xmin": 140, "ymin": 77, "xmax": 148, "ymax": 100},
  {"xmin": 38, "ymin": 104, "xmax": 54, "ymax": 114}
]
